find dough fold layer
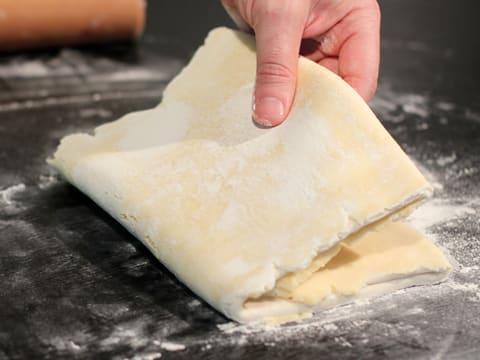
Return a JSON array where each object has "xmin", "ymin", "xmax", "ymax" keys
[
  {"xmin": 50, "ymin": 27, "xmax": 450, "ymax": 324},
  {"xmin": 254, "ymin": 222, "xmax": 450, "ymax": 311}
]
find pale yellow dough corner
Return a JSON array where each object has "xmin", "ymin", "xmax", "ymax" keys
[
  {"xmin": 267, "ymin": 222, "xmax": 450, "ymax": 305},
  {"xmin": 50, "ymin": 27, "xmax": 451, "ymax": 323}
]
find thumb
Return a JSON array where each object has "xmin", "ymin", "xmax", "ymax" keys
[{"xmin": 252, "ymin": 0, "xmax": 308, "ymax": 127}]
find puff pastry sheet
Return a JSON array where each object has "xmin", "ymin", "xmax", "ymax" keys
[{"xmin": 50, "ymin": 27, "xmax": 450, "ymax": 323}]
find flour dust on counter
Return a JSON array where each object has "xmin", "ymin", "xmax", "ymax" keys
[
  {"xmin": 371, "ymin": 82, "xmax": 480, "ymax": 131},
  {"xmin": 0, "ymin": 183, "xmax": 26, "ymax": 208},
  {"xmin": 0, "ymin": 172, "xmax": 63, "ymax": 216},
  {"xmin": 0, "ymin": 47, "xmax": 185, "ymax": 113},
  {"xmin": 0, "ymin": 48, "xmax": 182, "ymax": 81}
]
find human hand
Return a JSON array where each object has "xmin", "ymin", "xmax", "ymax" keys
[{"xmin": 221, "ymin": 0, "xmax": 381, "ymax": 127}]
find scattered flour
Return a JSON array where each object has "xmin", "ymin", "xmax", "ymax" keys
[
  {"xmin": 408, "ymin": 198, "xmax": 476, "ymax": 231},
  {"xmin": 217, "ymin": 322, "xmax": 242, "ymax": 333},
  {"xmin": 370, "ymin": 89, "xmax": 431, "ymax": 121},
  {"xmin": 0, "ymin": 183, "xmax": 26, "ymax": 205},
  {"xmin": 405, "ymin": 307, "xmax": 425, "ymax": 315},
  {"xmin": 447, "ymin": 282, "xmax": 479, "ymax": 293},
  {"xmin": 402, "ymin": 102, "xmax": 429, "ymax": 118},
  {"xmin": 38, "ymin": 174, "xmax": 60, "ymax": 190},
  {"xmin": 436, "ymin": 153, "xmax": 457, "ymax": 167},
  {"xmin": 79, "ymin": 108, "xmax": 113, "ymax": 119},
  {"xmin": 371, "ymin": 83, "xmax": 480, "ymax": 135},
  {"xmin": 0, "ymin": 49, "xmax": 182, "ymax": 81},
  {"xmin": 100, "ymin": 320, "xmax": 149, "ymax": 349},
  {"xmin": 435, "ymin": 101, "xmax": 455, "ymax": 111},
  {"xmin": 458, "ymin": 265, "xmax": 479, "ymax": 274},
  {"xmin": 159, "ymin": 342, "xmax": 186, "ymax": 351},
  {"xmin": 48, "ymin": 337, "xmax": 83, "ymax": 352},
  {"xmin": 0, "ymin": 183, "xmax": 28, "ymax": 215},
  {"xmin": 187, "ymin": 299, "xmax": 202, "ymax": 308},
  {"xmin": 0, "ymin": 60, "xmax": 51, "ymax": 77},
  {"xmin": 131, "ymin": 353, "xmax": 162, "ymax": 360},
  {"xmin": 322, "ymin": 323, "xmax": 338, "ymax": 332}
]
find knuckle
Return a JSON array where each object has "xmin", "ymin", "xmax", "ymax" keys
[
  {"xmin": 257, "ymin": 61, "xmax": 296, "ymax": 84},
  {"xmin": 252, "ymin": 0, "xmax": 285, "ymax": 27}
]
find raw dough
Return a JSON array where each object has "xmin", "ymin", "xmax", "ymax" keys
[
  {"xmin": 50, "ymin": 27, "xmax": 451, "ymax": 323},
  {"xmin": 265, "ymin": 222, "xmax": 450, "ymax": 305}
]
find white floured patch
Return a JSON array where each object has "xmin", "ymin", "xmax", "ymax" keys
[
  {"xmin": 159, "ymin": 342, "xmax": 186, "ymax": 351},
  {"xmin": 0, "ymin": 183, "xmax": 26, "ymax": 205},
  {"xmin": 408, "ymin": 198, "xmax": 476, "ymax": 231}
]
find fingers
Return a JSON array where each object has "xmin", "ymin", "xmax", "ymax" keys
[
  {"xmin": 251, "ymin": 0, "xmax": 309, "ymax": 127},
  {"xmin": 337, "ymin": 2, "xmax": 381, "ymax": 101},
  {"xmin": 302, "ymin": 0, "xmax": 381, "ymax": 101},
  {"xmin": 223, "ymin": 0, "xmax": 381, "ymax": 113}
]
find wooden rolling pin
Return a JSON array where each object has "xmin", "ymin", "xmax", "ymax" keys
[{"xmin": 0, "ymin": 0, "xmax": 145, "ymax": 51}]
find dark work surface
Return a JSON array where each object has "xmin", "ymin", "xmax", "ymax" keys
[{"xmin": 1, "ymin": 1, "xmax": 479, "ymax": 359}]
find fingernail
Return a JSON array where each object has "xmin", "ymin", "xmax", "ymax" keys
[{"xmin": 253, "ymin": 96, "xmax": 285, "ymax": 127}]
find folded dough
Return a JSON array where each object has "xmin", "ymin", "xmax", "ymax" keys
[{"xmin": 50, "ymin": 27, "xmax": 451, "ymax": 323}]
